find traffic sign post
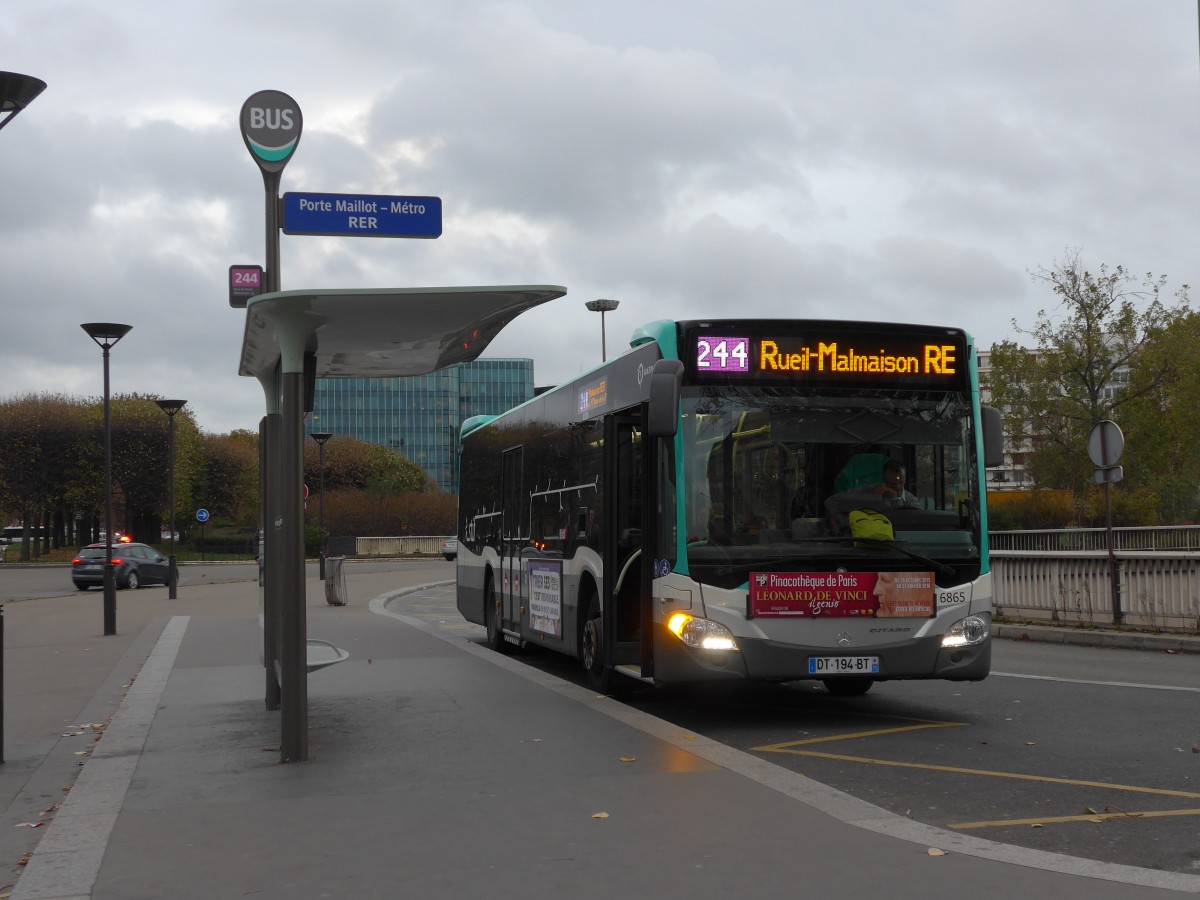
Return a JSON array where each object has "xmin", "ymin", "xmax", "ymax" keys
[
  {"xmin": 1088, "ymin": 421, "xmax": 1125, "ymax": 625},
  {"xmin": 196, "ymin": 508, "xmax": 209, "ymax": 561}
]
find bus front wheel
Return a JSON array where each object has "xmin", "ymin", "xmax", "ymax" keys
[{"xmin": 580, "ymin": 593, "xmax": 613, "ymax": 693}]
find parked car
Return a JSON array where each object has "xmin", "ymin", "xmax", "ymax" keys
[
  {"xmin": 72, "ymin": 542, "xmax": 169, "ymax": 591},
  {"xmin": 440, "ymin": 537, "xmax": 458, "ymax": 561}
]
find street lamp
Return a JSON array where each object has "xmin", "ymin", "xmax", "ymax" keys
[
  {"xmin": 155, "ymin": 400, "xmax": 187, "ymax": 599},
  {"xmin": 311, "ymin": 432, "xmax": 332, "ymax": 580},
  {"xmin": 2, "ymin": 71, "xmax": 46, "ymax": 765},
  {"xmin": 81, "ymin": 323, "xmax": 132, "ymax": 636},
  {"xmin": 585, "ymin": 298, "xmax": 620, "ymax": 361},
  {"xmin": 0, "ymin": 72, "xmax": 47, "ymax": 133}
]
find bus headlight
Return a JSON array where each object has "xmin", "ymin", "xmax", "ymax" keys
[
  {"xmin": 666, "ymin": 613, "xmax": 739, "ymax": 651},
  {"xmin": 941, "ymin": 615, "xmax": 989, "ymax": 648}
]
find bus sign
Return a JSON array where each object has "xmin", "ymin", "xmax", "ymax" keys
[
  {"xmin": 229, "ymin": 264, "xmax": 264, "ymax": 308},
  {"xmin": 687, "ymin": 322, "xmax": 967, "ymax": 390},
  {"xmin": 281, "ymin": 192, "xmax": 442, "ymax": 239}
]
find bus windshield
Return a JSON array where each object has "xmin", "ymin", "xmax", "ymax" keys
[{"xmin": 680, "ymin": 386, "xmax": 981, "ymax": 589}]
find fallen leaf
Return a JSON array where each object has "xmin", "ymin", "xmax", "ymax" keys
[
  {"xmin": 14, "ymin": 823, "xmax": 43, "ymax": 829},
  {"xmin": 591, "ymin": 812, "xmax": 609, "ymax": 819},
  {"xmin": 1083, "ymin": 806, "xmax": 1097, "ymax": 814},
  {"xmin": 927, "ymin": 848, "xmax": 946, "ymax": 857},
  {"xmin": 618, "ymin": 757, "xmax": 636, "ymax": 763},
  {"xmin": 1024, "ymin": 742, "xmax": 1036, "ymax": 746},
  {"xmin": 1031, "ymin": 823, "xmax": 1044, "ymax": 828},
  {"xmin": 1192, "ymin": 746, "xmax": 1200, "ymax": 754}
]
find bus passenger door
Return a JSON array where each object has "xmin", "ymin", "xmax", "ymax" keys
[
  {"xmin": 499, "ymin": 446, "xmax": 524, "ymax": 636},
  {"xmin": 604, "ymin": 409, "xmax": 653, "ymax": 678}
]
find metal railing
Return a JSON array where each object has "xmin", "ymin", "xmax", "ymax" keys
[
  {"xmin": 990, "ymin": 525, "xmax": 1200, "ymax": 553},
  {"xmin": 353, "ymin": 535, "xmax": 449, "ymax": 557},
  {"xmin": 991, "ymin": 549, "xmax": 1200, "ymax": 633}
]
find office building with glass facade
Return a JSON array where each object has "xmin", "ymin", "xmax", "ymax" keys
[{"xmin": 306, "ymin": 359, "xmax": 534, "ymax": 495}]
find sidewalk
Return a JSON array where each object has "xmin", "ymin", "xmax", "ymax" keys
[{"xmin": 3, "ymin": 570, "xmax": 1199, "ymax": 898}]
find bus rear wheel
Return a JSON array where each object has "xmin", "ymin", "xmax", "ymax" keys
[
  {"xmin": 822, "ymin": 677, "xmax": 873, "ymax": 697},
  {"xmin": 484, "ymin": 572, "xmax": 509, "ymax": 654}
]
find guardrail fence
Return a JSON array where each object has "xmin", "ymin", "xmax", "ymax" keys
[{"xmin": 991, "ymin": 527, "xmax": 1200, "ymax": 633}]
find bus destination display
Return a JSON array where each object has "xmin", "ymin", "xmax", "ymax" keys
[{"xmin": 693, "ymin": 329, "xmax": 965, "ymax": 388}]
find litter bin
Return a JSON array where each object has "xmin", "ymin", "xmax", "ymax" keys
[{"xmin": 324, "ymin": 556, "xmax": 348, "ymax": 606}]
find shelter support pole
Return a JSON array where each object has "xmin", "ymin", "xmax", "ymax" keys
[
  {"xmin": 279, "ymin": 370, "xmax": 307, "ymax": 762},
  {"xmin": 259, "ymin": 404, "xmax": 281, "ymax": 712}
]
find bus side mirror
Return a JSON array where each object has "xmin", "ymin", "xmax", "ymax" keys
[
  {"xmin": 647, "ymin": 359, "xmax": 683, "ymax": 437},
  {"xmin": 981, "ymin": 406, "xmax": 1004, "ymax": 468}
]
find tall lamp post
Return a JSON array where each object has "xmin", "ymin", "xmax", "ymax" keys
[
  {"xmin": 585, "ymin": 298, "xmax": 619, "ymax": 361},
  {"xmin": 311, "ymin": 432, "xmax": 332, "ymax": 580},
  {"xmin": 155, "ymin": 400, "xmax": 187, "ymax": 599},
  {"xmin": 81, "ymin": 323, "xmax": 132, "ymax": 636},
  {"xmin": 2, "ymin": 71, "xmax": 47, "ymax": 765}
]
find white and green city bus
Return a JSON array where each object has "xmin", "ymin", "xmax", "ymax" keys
[{"xmin": 455, "ymin": 319, "xmax": 1003, "ymax": 695}]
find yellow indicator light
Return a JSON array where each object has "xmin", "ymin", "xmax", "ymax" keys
[{"xmin": 667, "ymin": 612, "xmax": 693, "ymax": 636}]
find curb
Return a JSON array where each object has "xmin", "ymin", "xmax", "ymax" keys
[{"xmin": 993, "ymin": 622, "xmax": 1200, "ymax": 655}]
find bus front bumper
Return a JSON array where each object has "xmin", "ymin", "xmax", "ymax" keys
[{"xmin": 653, "ymin": 627, "xmax": 991, "ymax": 685}]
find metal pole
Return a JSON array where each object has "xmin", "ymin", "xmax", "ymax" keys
[
  {"xmin": 600, "ymin": 310, "xmax": 607, "ymax": 361},
  {"xmin": 280, "ymin": 371, "xmax": 308, "ymax": 763},
  {"xmin": 155, "ymin": 401, "xmax": 187, "ymax": 596},
  {"xmin": 318, "ymin": 441, "xmax": 326, "ymax": 581},
  {"xmin": 101, "ymin": 345, "xmax": 116, "ymax": 636},
  {"xmin": 1105, "ymin": 480, "xmax": 1123, "ymax": 624},
  {"xmin": 167, "ymin": 413, "xmax": 177, "ymax": 597}
]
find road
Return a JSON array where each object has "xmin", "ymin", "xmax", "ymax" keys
[
  {"xmin": 393, "ymin": 582, "xmax": 1200, "ymax": 878},
  {"xmin": 0, "ymin": 560, "xmax": 434, "ymax": 602}
]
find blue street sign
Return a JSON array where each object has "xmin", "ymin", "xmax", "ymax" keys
[
  {"xmin": 196, "ymin": 508, "xmax": 210, "ymax": 523},
  {"xmin": 282, "ymin": 192, "xmax": 442, "ymax": 238}
]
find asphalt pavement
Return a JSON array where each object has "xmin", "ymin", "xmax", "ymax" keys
[{"xmin": 0, "ymin": 564, "xmax": 1198, "ymax": 898}]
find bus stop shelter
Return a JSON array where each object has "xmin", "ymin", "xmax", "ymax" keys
[{"xmin": 237, "ymin": 285, "xmax": 566, "ymax": 762}]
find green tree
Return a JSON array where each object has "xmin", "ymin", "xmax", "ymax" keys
[
  {"xmin": 989, "ymin": 250, "xmax": 1188, "ymax": 508},
  {"xmin": 198, "ymin": 430, "xmax": 260, "ymax": 527},
  {"xmin": 303, "ymin": 437, "xmax": 428, "ymax": 495},
  {"xmin": 1118, "ymin": 310, "xmax": 1200, "ymax": 521}
]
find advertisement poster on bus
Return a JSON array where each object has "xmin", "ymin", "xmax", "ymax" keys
[
  {"xmin": 528, "ymin": 560, "xmax": 563, "ymax": 637},
  {"xmin": 749, "ymin": 571, "xmax": 934, "ymax": 618}
]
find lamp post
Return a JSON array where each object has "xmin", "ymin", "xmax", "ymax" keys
[
  {"xmin": 311, "ymin": 432, "xmax": 332, "ymax": 580},
  {"xmin": 2, "ymin": 71, "xmax": 47, "ymax": 765},
  {"xmin": 155, "ymin": 400, "xmax": 187, "ymax": 599},
  {"xmin": 0, "ymin": 72, "xmax": 47, "ymax": 133},
  {"xmin": 81, "ymin": 323, "xmax": 132, "ymax": 636},
  {"xmin": 585, "ymin": 298, "xmax": 619, "ymax": 361}
]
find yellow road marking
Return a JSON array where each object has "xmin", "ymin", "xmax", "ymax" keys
[
  {"xmin": 753, "ymin": 715, "xmax": 1200, "ymax": 834},
  {"xmin": 754, "ymin": 719, "xmax": 965, "ymax": 750},
  {"xmin": 756, "ymin": 746, "xmax": 1200, "ymax": 800},
  {"xmin": 952, "ymin": 807, "xmax": 1200, "ymax": 830}
]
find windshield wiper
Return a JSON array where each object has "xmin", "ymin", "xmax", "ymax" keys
[
  {"xmin": 820, "ymin": 536, "xmax": 956, "ymax": 580},
  {"xmin": 709, "ymin": 536, "xmax": 955, "ymax": 581}
]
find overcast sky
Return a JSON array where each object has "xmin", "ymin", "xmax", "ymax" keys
[{"xmin": 3, "ymin": 1, "xmax": 1198, "ymax": 435}]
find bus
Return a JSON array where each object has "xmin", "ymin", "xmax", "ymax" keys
[{"xmin": 455, "ymin": 319, "xmax": 1003, "ymax": 696}]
